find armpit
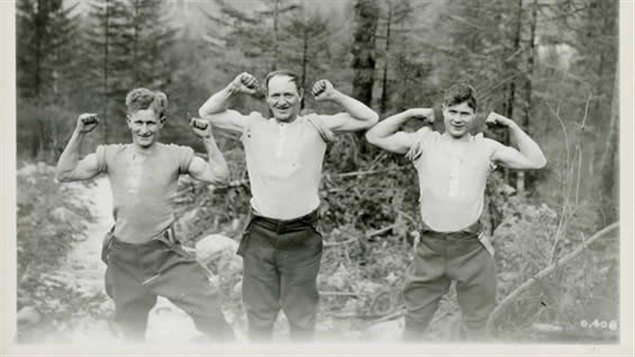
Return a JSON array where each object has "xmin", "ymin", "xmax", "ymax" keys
[{"xmin": 306, "ymin": 114, "xmax": 335, "ymax": 143}]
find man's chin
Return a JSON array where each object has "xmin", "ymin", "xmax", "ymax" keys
[
  {"xmin": 448, "ymin": 130, "xmax": 468, "ymax": 138},
  {"xmin": 274, "ymin": 114, "xmax": 295, "ymax": 122},
  {"xmin": 134, "ymin": 138, "xmax": 155, "ymax": 147}
]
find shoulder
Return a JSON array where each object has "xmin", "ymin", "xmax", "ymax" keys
[
  {"xmin": 405, "ymin": 128, "xmax": 439, "ymax": 161},
  {"xmin": 302, "ymin": 114, "xmax": 335, "ymax": 143},
  {"xmin": 246, "ymin": 111, "xmax": 267, "ymax": 125},
  {"xmin": 242, "ymin": 111, "xmax": 268, "ymax": 131},
  {"xmin": 162, "ymin": 144, "xmax": 195, "ymax": 172},
  {"xmin": 162, "ymin": 143, "xmax": 195, "ymax": 156},
  {"xmin": 478, "ymin": 134, "xmax": 506, "ymax": 152},
  {"xmin": 96, "ymin": 143, "xmax": 127, "ymax": 158},
  {"xmin": 97, "ymin": 143, "xmax": 126, "ymax": 152},
  {"xmin": 413, "ymin": 127, "xmax": 440, "ymax": 146}
]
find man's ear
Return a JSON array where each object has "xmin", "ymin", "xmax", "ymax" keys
[{"xmin": 298, "ymin": 88, "xmax": 304, "ymax": 100}]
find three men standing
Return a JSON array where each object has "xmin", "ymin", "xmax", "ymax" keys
[
  {"xmin": 56, "ymin": 76, "xmax": 546, "ymax": 343},
  {"xmin": 198, "ymin": 70, "xmax": 378, "ymax": 341}
]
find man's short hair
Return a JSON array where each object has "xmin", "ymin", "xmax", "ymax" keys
[
  {"xmin": 264, "ymin": 69, "xmax": 302, "ymax": 94},
  {"xmin": 125, "ymin": 88, "xmax": 168, "ymax": 120},
  {"xmin": 443, "ymin": 83, "xmax": 477, "ymax": 111}
]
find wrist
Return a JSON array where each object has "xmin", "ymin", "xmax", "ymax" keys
[
  {"xmin": 202, "ymin": 136, "xmax": 217, "ymax": 146},
  {"xmin": 329, "ymin": 89, "xmax": 344, "ymax": 102},
  {"xmin": 226, "ymin": 82, "xmax": 241, "ymax": 95},
  {"xmin": 507, "ymin": 121, "xmax": 520, "ymax": 131},
  {"xmin": 405, "ymin": 109, "xmax": 418, "ymax": 118}
]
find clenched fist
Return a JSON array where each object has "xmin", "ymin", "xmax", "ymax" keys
[
  {"xmin": 76, "ymin": 113, "xmax": 99, "ymax": 134},
  {"xmin": 190, "ymin": 117, "xmax": 212, "ymax": 139},
  {"xmin": 311, "ymin": 79, "xmax": 337, "ymax": 101},
  {"xmin": 407, "ymin": 108, "xmax": 435, "ymax": 123},
  {"xmin": 231, "ymin": 72, "xmax": 260, "ymax": 95},
  {"xmin": 485, "ymin": 112, "xmax": 516, "ymax": 128}
]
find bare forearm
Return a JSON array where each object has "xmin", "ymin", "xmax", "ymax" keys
[
  {"xmin": 331, "ymin": 90, "xmax": 378, "ymax": 123},
  {"xmin": 367, "ymin": 110, "xmax": 414, "ymax": 139},
  {"xmin": 56, "ymin": 130, "xmax": 84, "ymax": 181},
  {"xmin": 509, "ymin": 124, "xmax": 547, "ymax": 167},
  {"xmin": 203, "ymin": 137, "xmax": 230, "ymax": 185},
  {"xmin": 198, "ymin": 84, "xmax": 239, "ymax": 118}
]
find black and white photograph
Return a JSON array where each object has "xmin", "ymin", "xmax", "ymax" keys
[{"xmin": 1, "ymin": 0, "xmax": 633, "ymax": 355}]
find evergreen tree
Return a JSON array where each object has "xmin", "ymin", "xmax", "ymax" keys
[
  {"xmin": 282, "ymin": 7, "xmax": 331, "ymax": 108},
  {"xmin": 84, "ymin": 0, "xmax": 177, "ymax": 143},
  {"xmin": 16, "ymin": 0, "xmax": 81, "ymax": 159}
]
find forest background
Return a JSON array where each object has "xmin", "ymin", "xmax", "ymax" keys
[{"xmin": 11, "ymin": 0, "xmax": 625, "ymax": 344}]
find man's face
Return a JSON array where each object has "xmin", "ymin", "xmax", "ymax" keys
[
  {"xmin": 127, "ymin": 108, "xmax": 163, "ymax": 148},
  {"xmin": 442, "ymin": 101, "xmax": 476, "ymax": 138},
  {"xmin": 266, "ymin": 75, "xmax": 302, "ymax": 122}
]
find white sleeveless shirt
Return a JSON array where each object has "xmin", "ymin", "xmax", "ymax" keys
[
  {"xmin": 407, "ymin": 130, "xmax": 504, "ymax": 232},
  {"xmin": 241, "ymin": 114, "xmax": 333, "ymax": 220}
]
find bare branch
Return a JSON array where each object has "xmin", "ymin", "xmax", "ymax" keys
[{"xmin": 487, "ymin": 222, "xmax": 619, "ymax": 334}]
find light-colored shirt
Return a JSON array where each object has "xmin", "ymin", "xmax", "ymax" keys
[
  {"xmin": 407, "ymin": 130, "xmax": 504, "ymax": 232},
  {"xmin": 95, "ymin": 143, "xmax": 194, "ymax": 243},
  {"xmin": 241, "ymin": 114, "xmax": 333, "ymax": 220}
]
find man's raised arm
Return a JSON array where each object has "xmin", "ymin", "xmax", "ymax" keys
[
  {"xmin": 365, "ymin": 108, "xmax": 434, "ymax": 154},
  {"xmin": 311, "ymin": 80, "xmax": 379, "ymax": 132},
  {"xmin": 198, "ymin": 72, "xmax": 261, "ymax": 133},
  {"xmin": 55, "ymin": 113, "xmax": 103, "ymax": 182},
  {"xmin": 186, "ymin": 118, "xmax": 230, "ymax": 186},
  {"xmin": 486, "ymin": 112, "xmax": 547, "ymax": 169}
]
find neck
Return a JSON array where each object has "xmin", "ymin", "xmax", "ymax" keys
[
  {"xmin": 131, "ymin": 142, "xmax": 158, "ymax": 153},
  {"xmin": 442, "ymin": 132, "xmax": 472, "ymax": 143},
  {"xmin": 274, "ymin": 115, "xmax": 298, "ymax": 124}
]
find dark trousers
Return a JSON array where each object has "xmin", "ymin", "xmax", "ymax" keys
[
  {"xmin": 104, "ymin": 234, "xmax": 234, "ymax": 342},
  {"xmin": 237, "ymin": 209, "xmax": 323, "ymax": 341},
  {"xmin": 401, "ymin": 227, "xmax": 496, "ymax": 341}
]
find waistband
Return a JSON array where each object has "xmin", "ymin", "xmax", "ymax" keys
[
  {"xmin": 111, "ymin": 225, "xmax": 176, "ymax": 248},
  {"xmin": 249, "ymin": 207, "xmax": 320, "ymax": 233},
  {"xmin": 420, "ymin": 220, "xmax": 482, "ymax": 238}
]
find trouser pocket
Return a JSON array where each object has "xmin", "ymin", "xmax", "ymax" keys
[
  {"xmin": 101, "ymin": 227, "xmax": 115, "ymax": 264},
  {"xmin": 237, "ymin": 219, "xmax": 254, "ymax": 256},
  {"xmin": 476, "ymin": 232, "xmax": 495, "ymax": 257},
  {"xmin": 153, "ymin": 226, "xmax": 191, "ymax": 259}
]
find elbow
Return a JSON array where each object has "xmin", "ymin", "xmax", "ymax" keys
[
  {"xmin": 214, "ymin": 168, "xmax": 230, "ymax": 186},
  {"xmin": 197, "ymin": 106, "xmax": 208, "ymax": 119},
  {"xmin": 54, "ymin": 167, "xmax": 68, "ymax": 182},
  {"xmin": 365, "ymin": 129, "xmax": 379, "ymax": 146},
  {"xmin": 535, "ymin": 157, "xmax": 547, "ymax": 169},
  {"xmin": 55, "ymin": 172, "xmax": 71, "ymax": 183},
  {"xmin": 219, "ymin": 172, "xmax": 230, "ymax": 186},
  {"xmin": 366, "ymin": 112, "xmax": 380, "ymax": 128},
  {"xmin": 527, "ymin": 156, "xmax": 547, "ymax": 170}
]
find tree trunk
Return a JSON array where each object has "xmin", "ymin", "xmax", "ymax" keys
[
  {"xmin": 272, "ymin": 0, "xmax": 279, "ymax": 71},
  {"xmin": 351, "ymin": 0, "xmax": 379, "ymax": 106},
  {"xmin": 34, "ymin": 0, "xmax": 44, "ymax": 98},
  {"xmin": 503, "ymin": 0, "xmax": 523, "ymax": 186},
  {"xmin": 598, "ymin": 61, "xmax": 618, "ymax": 226},
  {"xmin": 380, "ymin": 2, "xmax": 392, "ymax": 114},
  {"xmin": 517, "ymin": 0, "xmax": 538, "ymax": 194},
  {"xmin": 133, "ymin": 0, "xmax": 140, "ymax": 85},
  {"xmin": 300, "ymin": 22, "xmax": 308, "ymax": 109},
  {"xmin": 103, "ymin": 0, "xmax": 111, "ymax": 143}
]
